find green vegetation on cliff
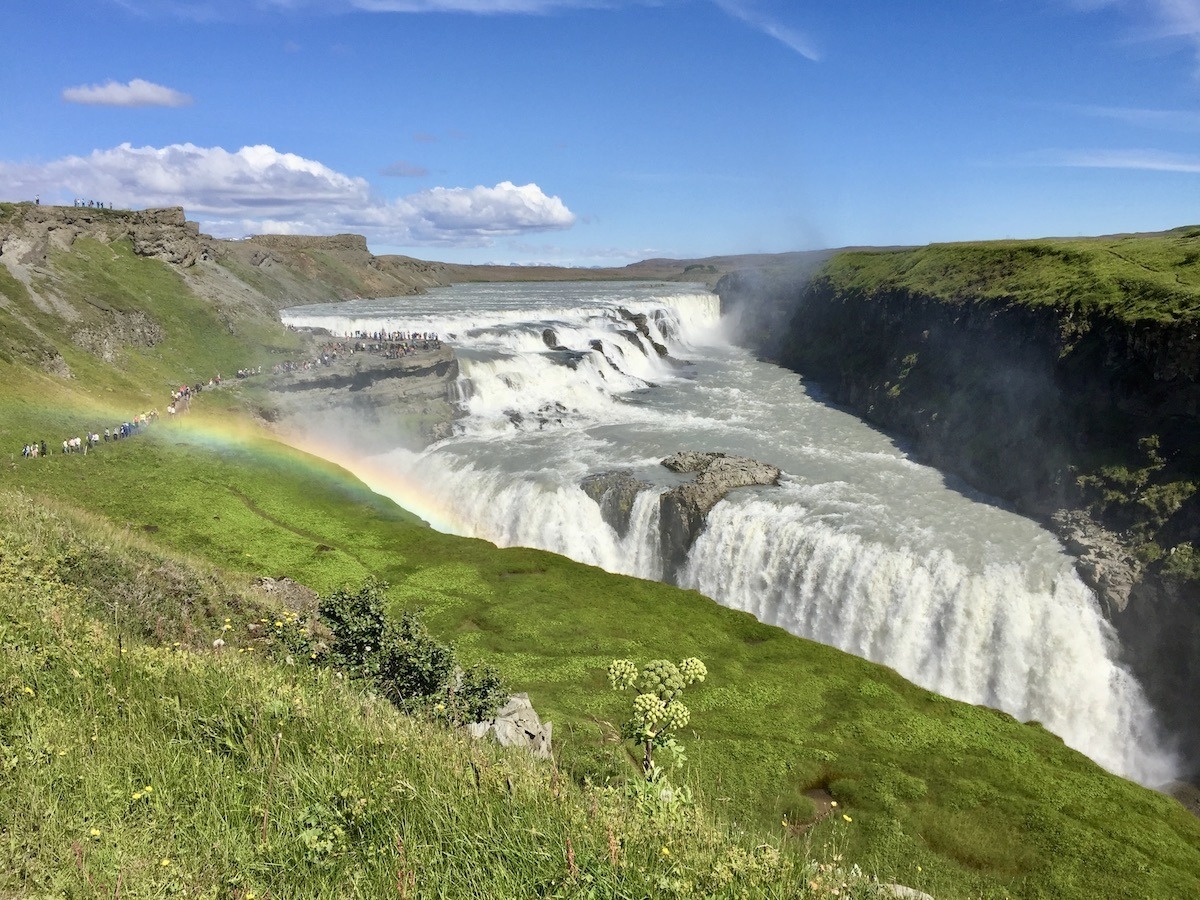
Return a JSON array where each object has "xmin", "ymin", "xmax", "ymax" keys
[
  {"xmin": 2, "ymin": 212, "xmax": 1199, "ymax": 898},
  {"xmin": 820, "ymin": 227, "xmax": 1200, "ymax": 323}
]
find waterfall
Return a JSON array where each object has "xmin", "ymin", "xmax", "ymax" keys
[{"xmin": 282, "ymin": 282, "xmax": 1178, "ymax": 786}]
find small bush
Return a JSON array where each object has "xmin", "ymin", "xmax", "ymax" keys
[{"xmin": 319, "ymin": 578, "xmax": 506, "ymax": 724}]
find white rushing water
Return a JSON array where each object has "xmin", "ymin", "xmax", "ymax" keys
[{"xmin": 283, "ymin": 281, "xmax": 1177, "ymax": 784}]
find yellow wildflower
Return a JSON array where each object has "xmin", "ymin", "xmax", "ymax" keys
[
  {"xmin": 660, "ymin": 847, "xmax": 670, "ymax": 857},
  {"xmin": 842, "ymin": 814, "xmax": 852, "ymax": 823},
  {"xmin": 161, "ymin": 858, "xmax": 171, "ymax": 867}
]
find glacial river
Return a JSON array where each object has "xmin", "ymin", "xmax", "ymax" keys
[{"xmin": 282, "ymin": 281, "xmax": 1176, "ymax": 785}]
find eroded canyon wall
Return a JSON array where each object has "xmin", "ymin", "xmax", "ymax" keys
[{"xmin": 718, "ymin": 238, "xmax": 1200, "ymax": 774}]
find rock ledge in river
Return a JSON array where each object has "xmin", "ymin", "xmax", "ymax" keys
[
  {"xmin": 581, "ymin": 470, "xmax": 653, "ymax": 538},
  {"xmin": 659, "ymin": 451, "xmax": 781, "ymax": 577},
  {"xmin": 1051, "ymin": 509, "xmax": 1142, "ymax": 616}
]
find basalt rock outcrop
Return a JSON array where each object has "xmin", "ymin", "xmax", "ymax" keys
[
  {"xmin": 264, "ymin": 346, "xmax": 460, "ymax": 452},
  {"xmin": 579, "ymin": 452, "xmax": 782, "ymax": 578},
  {"xmin": 466, "ymin": 693, "xmax": 553, "ymax": 760},
  {"xmin": 659, "ymin": 452, "xmax": 782, "ymax": 576},
  {"xmin": 71, "ymin": 310, "xmax": 166, "ymax": 363},
  {"xmin": 1052, "ymin": 510, "xmax": 1142, "ymax": 617},
  {"xmin": 0, "ymin": 204, "xmax": 215, "ymax": 268},
  {"xmin": 580, "ymin": 470, "xmax": 653, "ymax": 538}
]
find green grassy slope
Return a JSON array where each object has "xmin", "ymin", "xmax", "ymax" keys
[
  {"xmin": 1, "ymin": 225, "xmax": 1198, "ymax": 898},
  {"xmin": 820, "ymin": 227, "xmax": 1200, "ymax": 323},
  {"xmin": 3, "ymin": 497, "xmax": 848, "ymax": 899}
]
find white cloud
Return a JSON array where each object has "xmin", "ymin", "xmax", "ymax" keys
[
  {"xmin": 710, "ymin": 0, "xmax": 819, "ymax": 60},
  {"xmin": 62, "ymin": 78, "xmax": 194, "ymax": 108},
  {"xmin": 1067, "ymin": 103, "xmax": 1200, "ymax": 131},
  {"xmin": 1032, "ymin": 147, "xmax": 1200, "ymax": 172},
  {"xmin": 1067, "ymin": 0, "xmax": 1200, "ymax": 60},
  {"xmin": 0, "ymin": 143, "xmax": 576, "ymax": 246}
]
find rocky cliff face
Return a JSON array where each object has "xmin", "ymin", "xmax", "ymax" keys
[
  {"xmin": 227, "ymin": 233, "xmax": 456, "ymax": 305},
  {"xmin": 581, "ymin": 452, "xmax": 782, "ymax": 581},
  {"xmin": 263, "ymin": 346, "xmax": 460, "ymax": 453},
  {"xmin": 0, "ymin": 204, "xmax": 468, "ymax": 378},
  {"xmin": 0, "ymin": 204, "xmax": 216, "ymax": 268},
  {"xmin": 718, "ymin": 266, "xmax": 1200, "ymax": 776}
]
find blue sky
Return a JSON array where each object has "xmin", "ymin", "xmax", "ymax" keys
[{"xmin": 2, "ymin": 0, "xmax": 1199, "ymax": 264}]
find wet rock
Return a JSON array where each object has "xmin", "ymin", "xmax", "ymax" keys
[
  {"xmin": 1051, "ymin": 509, "xmax": 1141, "ymax": 615},
  {"xmin": 466, "ymin": 693, "xmax": 552, "ymax": 759},
  {"xmin": 659, "ymin": 451, "xmax": 781, "ymax": 578},
  {"xmin": 617, "ymin": 329, "xmax": 647, "ymax": 352},
  {"xmin": 535, "ymin": 401, "xmax": 568, "ymax": 428},
  {"xmin": 581, "ymin": 470, "xmax": 653, "ymax": 538},
  {"xmin": 618, "ymin": 307, "xmax": 668, "ymax": 356}
]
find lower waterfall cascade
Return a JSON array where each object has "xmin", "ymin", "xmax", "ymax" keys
[{"xmin": 282, "ymin": 281, "xmax": 1178, "ymax": 785}]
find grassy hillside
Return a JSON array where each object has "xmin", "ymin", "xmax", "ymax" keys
[
  {"xmin": 1, "ymin": 216, "xmax": 1199, "ymax": 898},
  {"xmin": 3, "ymin": 496, "xmax": 848, "ymax": 899},
  {"xmin": 820, "ymin": 227, "xmax": 1200, "ymax": 323}
]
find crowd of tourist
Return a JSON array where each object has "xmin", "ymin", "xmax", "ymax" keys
[
  {"xmin": 15, "ymin": 333, "xmax": 444, "ymax": 463},
  {"xmin": 270, "ymin": 331, "xmax": 441, "ymax": 374},
  {"xmin": 19, "ymin": 412, "xmax": 158, "ymax": 460}
]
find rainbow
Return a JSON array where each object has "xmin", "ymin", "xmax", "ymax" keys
[
  {"xmin": 283, "ymin": 431, "xmax": 464, "ymax": 535},
  {"xmin": 165, "ymin": 413, "xmax": 465, "ymax": 535}
]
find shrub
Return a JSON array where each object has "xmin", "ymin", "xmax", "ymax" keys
[{"xmin": 318, "ymin": 578, "xmax": 506, "ymax": 724}]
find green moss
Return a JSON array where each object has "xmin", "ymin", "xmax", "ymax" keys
[{"xmin": 820, "ymin": 228, "xmax": 1200, "ymax": 323}]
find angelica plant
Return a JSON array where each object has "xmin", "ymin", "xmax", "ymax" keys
[{"xmin": 608, "ymin": 656, "xmax": 707, "ymax": 780}]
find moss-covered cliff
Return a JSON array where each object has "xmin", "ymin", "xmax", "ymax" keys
[{"xmin": 718, "ymin": 228, "xmax": 1200, "ymax": 776}]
